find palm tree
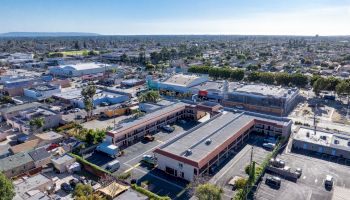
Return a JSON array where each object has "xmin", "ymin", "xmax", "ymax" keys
[{"xmin": 81, "ymin": 85, "xmax": 96, "ymax": 119}]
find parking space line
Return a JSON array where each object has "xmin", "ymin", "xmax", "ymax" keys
[
  {"xmin": 156, "ymin": 139, "xmax": 164, "ymax": 144},
  {"xmin": 210, "ymin": 146, "xmax": 251, "ymax": 184},
  {"xmin": 124, "ymin": 163, "xmax": 184, "ymax": 190},
  {"xmin": 123, "ymin": 163, "xmax": 141, "ymax": 173},
  {"xmin": 124, "ymin": 133, "xmax": 185, "ymax": 165}
]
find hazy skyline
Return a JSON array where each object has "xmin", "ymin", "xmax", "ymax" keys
[{"xmin": 1, "ymin": 0, "xmax": 350, "ymax": 36}]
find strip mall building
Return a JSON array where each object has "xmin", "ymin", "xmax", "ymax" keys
[{"xmin": 154, "ymin": 110, "xmax": 292, "ymax": 181}]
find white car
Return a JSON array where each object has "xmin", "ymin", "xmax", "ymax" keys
[{"xmin": 263, "ymin": 143, "xmax": 276, "ymax": 150}]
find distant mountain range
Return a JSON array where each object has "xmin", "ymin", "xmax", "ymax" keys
[{"xmin": 0, "ymin": 32, "xmax": 101, "ymax": 37}]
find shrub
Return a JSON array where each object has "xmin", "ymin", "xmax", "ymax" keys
[
  {"xmin": 131, "ymin": 184, "xmax": 171, "ymax": 200},
  {"xmin": 117, "ymin": 172, "xmax": 131, "ymax": 180},
  {"xmin": 69, "ymin": 153, "xmax": 110, "ymax": 174},
  {"xmin": 234, "ymin": 178, "xmax": 247, "ymax": 189}
]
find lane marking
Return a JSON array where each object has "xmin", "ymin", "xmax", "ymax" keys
[{"xmin": 123, "ymin": 163, "xmax": 141, "ymax": 173}]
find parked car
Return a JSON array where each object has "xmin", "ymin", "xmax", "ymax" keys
[
  {"xmin": 264, "ymin": 137, "xmax": 277, "ymax": 144},
  {"xmin": 142, "ymin": 154, "xmax": 157, "ymax": 166},
  {"xmin": 69, "ymin": 179, "xmax": 80, "ymax": 188},
  {"xmin": 262, "ymin": 143, "xmax": 276, "ymax": 150},
  {"xmin": 265, "ymin": 176, "xmax": 281, "ymax": 188},
  {"xmin": 325, "ymin": 175, "xmax": 334, "ymax": 189},
  {"xmin": 178, "ymin": 119, "xmax": 187, "ymax": 124},
  {"xmin": 61, "ymin": 183, "xmax": 74, "ymax": 193},
  {"xmin": 162, "ymin": 125, "xmax": 175, "ymax": 133},
  {"xmin": 295, "ymin": 168, "xmax": 302, "ymax": 178},
  {"xmin": 101, "ymin": 102, "xmax": 109, "ymax": 107},
  {"xmin": 269, "ymin": 158, "xmax": 285, "ymax": 168},
  {"xmin": 76, "ymin": 115, "xmax": 83, "ymax": 119},
  {"xmin": 105, "ymin": 160, "xmax": 120, "ymax": 172},
  {"xmin": 143, "ymin": 134, "xmax": 155, "ymax": 141},
  {"xmin": 283, "ymin": 166, "xmax": 291, "ymax": 172}
]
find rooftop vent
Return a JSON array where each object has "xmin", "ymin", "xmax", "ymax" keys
[
  {"xmin": 306, "ymin": 132, "xmax": 310, "ymax": 137},
  {"xmin": 205, "ymin": 139, "xmax": 212, "ymax": 145},
  {"xmin": 185, "ymin": 149, "xmax": 192, "ymax": 156}
]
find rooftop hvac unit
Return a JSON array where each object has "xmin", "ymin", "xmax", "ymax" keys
[
  {"xmin": 205, "ymin": 138, "xmax": 212, "ymax": 145},
  {"xmin": 185, "ymin": 149, "xmax": 192, "ymax": 156}
]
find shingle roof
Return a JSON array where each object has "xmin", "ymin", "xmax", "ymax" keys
[{"xmin": 28, "ymin": 147, "xmax": 50, "ymax": 161}]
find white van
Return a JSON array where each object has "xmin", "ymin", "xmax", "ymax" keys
[{"xmin": 105, "ymin": 160, "xmax": 120, "ymax": 172}]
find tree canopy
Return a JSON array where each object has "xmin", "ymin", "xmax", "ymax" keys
[
  {"xmin": 0, "ymin": 172, "xmax": 15, "ymax": 200},
  {"xmin": 81, "ymin": 85, "xmax": 96, "ymax": 118},
  {"xmin": 138, "ymin": 90, "xmax": 161, "ymax": 103},
  {"xmin": 195, "ymin": 183, "xmax": 223, "ymax": 200}
]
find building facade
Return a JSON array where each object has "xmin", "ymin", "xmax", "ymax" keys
[
  {"xmin": 154, "ymin": 111, "xmax": 291, "ymax": 181},
  {"xmin": 106, "ymin": 103, "xmax": 206, "ymax": 148}
]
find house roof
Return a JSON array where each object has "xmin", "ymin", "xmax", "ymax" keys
[
  {"xmin": 0, "ymin": 152, "xmax": 34, "ymax": 172},
  {"xmin": 28, "ymin": 147, "xmax": 50, "ymax": 161},
  {"xmin": 10, "ymin": 139, "xmax": 40, "ymax": 154}
]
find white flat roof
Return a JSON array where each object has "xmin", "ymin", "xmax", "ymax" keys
[{"xmin": 59, "ymin": 62, "xmax": 109, "ymax": 71}]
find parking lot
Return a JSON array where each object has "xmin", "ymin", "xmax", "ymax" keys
[
  {"xmin": 85, "ymin": 120, "xmax": 199, "ymax": 199},
  {"xmin": 210, "ymin": 135, "xmax": 272, "ymax": 200},
  {"xmin": 255, "ymin": 152, "xmax": 350, "ymax": 200}
]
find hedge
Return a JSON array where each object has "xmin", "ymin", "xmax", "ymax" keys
[
  {"xmin": 131, "ymin": 184, "xmax": 171, "ymax": 200},
  {"xmin": 69, "ymin": 153, "xmax": 111, "ymax": 175}
]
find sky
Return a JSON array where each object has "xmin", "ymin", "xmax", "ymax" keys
[{"xmin": 1, "ymin": 0, "xmax": 350, "ymax": 36}]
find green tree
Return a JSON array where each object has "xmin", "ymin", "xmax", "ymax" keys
[
  {"xmin": 336, "ymin": 79, "xmax": 350, "ymax": 106},
  {"xmin": 0, "ymin": 172, "xmax": 15, "ymax": 200},
  {"xmin": 81, "ymin": 85, "xmax": 96, "ymax": 118},
  {"xmin": 259, "ymin": 72, "xmax": 275, "ymax": 84},
  {"xmin": 29, "ymin": 117, "xmax": 45, "ymax": 132},
  {"xmin": 138, "ymin": 90, "xmax": 161, "ymax": 103},
  {"xmin": 73, "ymin": 183, "xmax": 93, "ymax": 197},
  {"xmin": 290, "ymin": 73, "xmax": 308, "ymax": 88},
  {"xmin": 195, "ymin": 183, "xmax": 223, "ymax": 200},
  {"xmin": 234, "ymin": 178, "xmax": 247, "ymax": 189}
]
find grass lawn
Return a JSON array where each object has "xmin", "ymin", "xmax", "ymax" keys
[{"xmin": 48, "ymin": 50, "xmax": 99, "ymax": 57}]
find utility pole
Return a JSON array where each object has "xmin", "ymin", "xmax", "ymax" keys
[{"xmin": 313, "ymin": 103, "xmax": 317, "ymax": 135}]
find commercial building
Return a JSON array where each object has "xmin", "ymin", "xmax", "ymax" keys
[
  {"xmin": 6, "ymin": 106, "xmax": 62, "ymax": 133},
  {"xmin": 292, "ymin": 126, "xmax": 350, "ymax": 159},
  {"xmin": 0, "ymin": 152, "xmax": 35, "ymax": 178},
  {"xmin": 0, "ymin": 102, "xmax": 43, "ymax": 120},
  {"xmin": 49, "ymin": 62, "xmax": 118, "ymax": 77},
  {"xmin": 154, "ymin": 111, "xmax": 292, "ymax": 181},
  {"xmin": 106, "ymin": 102, "xmax": 206, "ymax": 147},
  {"xmin": 224, "ymin": 84, "xmax": 299, "ymax": 115},
  {"xmin": 53, "ymin": 88, "xmax": 129, "ymax": 108},
  {"xmin": 2, "ymin": 75, "xmax": 53, "ymax": 96},
  {"xmin": 23, "ymin": 83, "xmax": 61, "ymax": 100},
  {"xmin": 149, "ymin": 74, "xmax": 209, "ymax": 94}
]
